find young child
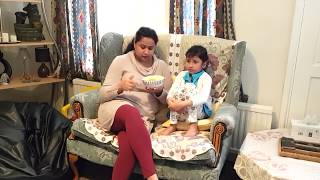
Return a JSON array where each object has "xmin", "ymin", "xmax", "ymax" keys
[{"xmin": 160, "ymin": 45, "xmax": 213, "ymax": 137}]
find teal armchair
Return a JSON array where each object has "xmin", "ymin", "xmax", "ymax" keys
[{"xmin": 67, "ymin": 32, "xmax": 246, "ymax": 180}]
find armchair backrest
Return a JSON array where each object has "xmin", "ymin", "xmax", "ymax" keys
[{"xmin": 98, "ymin": 33, "xmax": 246, "ymax": 106}]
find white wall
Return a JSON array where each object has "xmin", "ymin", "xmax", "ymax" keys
[
  {"xmin": 234, "ymin": 0, "xmax": 295, "ymax": 127},
  {"xmin": 97, "ymin": 0, "xmax": 169, "ymax": 38}
]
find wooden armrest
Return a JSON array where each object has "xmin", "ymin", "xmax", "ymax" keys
[
  {"xmin": 70, "ymin": 101, "xmax": 84, "ymax": 121},
  {"xmin": 212, "ymin": 122, "xmax": 227, "ymax": 167},
  {"xmin": 60, "ymin": 101, "xmax": 84, "ymax": 122}
]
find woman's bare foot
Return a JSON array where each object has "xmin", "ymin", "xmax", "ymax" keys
[
  {"xmin": 147, "ymin": 174, "xmax": 159, "ymax": 180},
  {"xmin": 184, "ymin": 123, "xmax": 198, "ymax": 137},
  {"xmin": 158, "ymin": 125, "xmax": 177, "ymax": 135}
]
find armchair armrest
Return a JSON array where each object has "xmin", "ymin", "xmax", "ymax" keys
[
  {"xmin": 210, "ymin": 103, "xmax": 237, "ymax": 138},
  {"xmin": 70, "ymin": 89, "xmax": 100, "ymax": 120},
  {"xmin": 209, "ymin": 103, "xmax": 237, "ymax": 166}
]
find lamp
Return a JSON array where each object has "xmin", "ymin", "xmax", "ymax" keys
[{"xmin": 35, "ymin": 47, "xmax": 50, "ymax": 77}]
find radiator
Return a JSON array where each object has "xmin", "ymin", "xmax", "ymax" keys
[{"xmin": 231, "ymin": 102, "xmax": 273, "ymax": 151}]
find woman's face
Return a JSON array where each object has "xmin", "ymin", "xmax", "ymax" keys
[{"xmin": 134, "ymin": 37, "xmax": 156, "ymax": 63}]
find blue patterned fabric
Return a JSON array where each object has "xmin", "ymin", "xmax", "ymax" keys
[
  {"xmin": 69, "ymin": 0, "xmax": 98, "ymax": 80},
  {"xmin": 183, "ymin": 70, "xmax": 205, "ymax": 85}
]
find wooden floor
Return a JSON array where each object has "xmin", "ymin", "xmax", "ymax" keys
[{"xmin": 62, "ymin": 157, "xmax": 241, "ymax": 180}]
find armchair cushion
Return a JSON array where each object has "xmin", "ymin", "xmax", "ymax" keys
[
  {"xmin": 151, "ymin": 132, "xmax": 216, "ymax": 167},
  {"xmin": 159, "ymin": 102, "xmax": 222, "ymax": 131},
  {"xmin": 206, "ymin": 53, "xmax": 232, "ymax": 103},
  {"xmin": 70, "ymin": 118, "xmax": 217, "ymax": 167}
]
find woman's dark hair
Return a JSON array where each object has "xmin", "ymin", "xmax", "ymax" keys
[
  {"xmin": 123, "ymin": 27, "xmax": 159, "ymax": 54},
  {"xmin": 185, "ymin": 45, "xmax": 209, "ymax": 63}
]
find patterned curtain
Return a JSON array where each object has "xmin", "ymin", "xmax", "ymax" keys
[
  {"xmin": 53, "ymin": 0, "xmax": 98, "ymax": 81},
  {"xmin": 52, "ymin": 0, "xmax": 71, "ymax": 78},
  {"xmin": 169, "ymin": 0, "xmax": 215, "ymax": 36},
  {"xmin": 215, "ymin": 0, "xmax": 236, "ymax": 40},
  {"xmin": 169, "ymin": 0, "xmax": 236, "ymax": 40}
]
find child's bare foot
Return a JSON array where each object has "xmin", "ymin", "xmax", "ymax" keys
[
  {"xmin": 158, "ymin": 125, "xmax": 177, "ymax": 135},
  {"xmin": 184, "ymin": 123, "xmax": 198, "ymax": 137},
  {"xmin": 147, "ymin": 174, "xmax": 158, "ymax": 180}
]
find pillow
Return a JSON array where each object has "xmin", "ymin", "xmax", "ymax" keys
[
  {"xmin": 159, "ymin": 102, "xmax": 221, "ymax": 131},
  {"xmin": 160, "ymin": 118, "xmax": 212, "ymax": 131},
  {"xmin": 206, "ymin": 54, "xmax": 231, "ymax": 103}
]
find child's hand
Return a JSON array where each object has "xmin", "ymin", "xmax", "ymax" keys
[
  {"xmin": 167, "ymin": 98, "xmax": 176, "ymax": 107},
  {"xmin": 168, "ymin": 99, "xmax": 191, "ymax": 113}
]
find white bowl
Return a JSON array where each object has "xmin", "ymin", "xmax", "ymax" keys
[{"xmin": 142, "ymin": 75, "xmax": 165, "ymax": 89}]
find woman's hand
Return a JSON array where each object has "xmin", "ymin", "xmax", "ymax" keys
[
  {"xmin": 144, "ymin": 85, "xmax": 164, "ymax": 96},
  {"xmin": 118, "ymin": 75, "xmax": 136, "ymax": 94}
]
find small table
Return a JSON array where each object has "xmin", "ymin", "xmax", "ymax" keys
[{"xmin": 234, "ymin": 129, "xmax": 320, "ymax": 180}]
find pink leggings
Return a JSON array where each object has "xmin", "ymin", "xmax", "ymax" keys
[{"xmin": 111, "ymin": 105, "xmax": 155, "ymax": 180}]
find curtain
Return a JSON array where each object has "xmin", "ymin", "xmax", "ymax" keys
[
  {"xmin": 53, "ymin": 0, "xmax": 98, "ymax": 81},
  {"xmin": 169, "ymin": 0, "xmax": 215, "ymax": 36},
  {"xmin": 169, "ymin": 0, "xmax": 236, "ymax": 40},
  {"xmin": 52, "ymin": 0, "xmax": 71, "ymax": 78},
  {"xmin": 215, "ymin": 0, "xmax": 236, "ymax": 40}
]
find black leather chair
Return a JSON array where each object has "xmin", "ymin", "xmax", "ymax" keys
[{"xmin": 0, "ymin": 101, "xmax": 72, "ymax": 180}]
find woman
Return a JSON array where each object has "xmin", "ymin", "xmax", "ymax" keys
[{"xmin": 97, "ymin": 27, "xmax": 172, "ymax": 180}]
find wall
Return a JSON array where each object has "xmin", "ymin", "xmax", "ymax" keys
[
  {"xmin": 234, "ymin": 0, "xmax": 295, "ymax": 127},
  {"xmin": 97, "ymin": 0, "xmax": 169, "ymax": 37}
]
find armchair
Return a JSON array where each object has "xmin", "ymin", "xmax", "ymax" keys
[
  {"xmin": 0, "ymin": 101, "xmax": 72, "ymax": 179},
  {"xmin": 67, "ymin": 33, "xmax": 246, "ymax": 180}
]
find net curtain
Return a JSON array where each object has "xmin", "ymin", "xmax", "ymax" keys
[{"xmin": 169, "ymin": 0, "xmax": 236, "ymax": 40}]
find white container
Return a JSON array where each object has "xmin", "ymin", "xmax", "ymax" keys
[
  {"xmin": 10, "ymin": 34, "xmax": 17, "ymax": 42},
  {"xmin": 142, "ymin": 75, "xmax": 164, "ymax": 89},
  {"xmin": 2, "ymin": 33, "xmax": 9, "ymax": 42},
  {"xmin": 290, "ymin": 116, "xmax": 320, "ymax": 143}
]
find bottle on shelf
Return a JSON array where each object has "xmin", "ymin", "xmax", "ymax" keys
[{"xmin": 17, "ymin": 47, "xmax": 32, "ymax": 82}]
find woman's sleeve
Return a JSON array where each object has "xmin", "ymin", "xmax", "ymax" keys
[
  {"xmin": 191, "ymin": 73, "xmax": 212, "ymax": 106},
  {"xmin": 99, "ymin": 57, "xmax": 123, "ymax": 103}
]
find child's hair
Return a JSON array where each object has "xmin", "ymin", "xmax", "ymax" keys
[
  {"xmin": 124, "ymin": 27, "xmax": 159, "ymax": 54},
  {"xmin": 185, "ymin": 45, "xmax": 209, "ymax": 63}
]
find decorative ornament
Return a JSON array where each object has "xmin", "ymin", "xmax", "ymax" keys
[{"xmin": 0, "ymin": 51, "xmax": 12, "ymax": 78}]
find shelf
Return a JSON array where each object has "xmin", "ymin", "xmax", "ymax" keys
[
  {"xmin": 0, "ymin": 76, "xmax": 64, "ymax": 90},
  {"xmin": 0, "ymin": 0, "xmax": 41, "ymax": 3},
  {"xmin": 0, "ymin": 40, "xmax": 54, "ymax": 47}
]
